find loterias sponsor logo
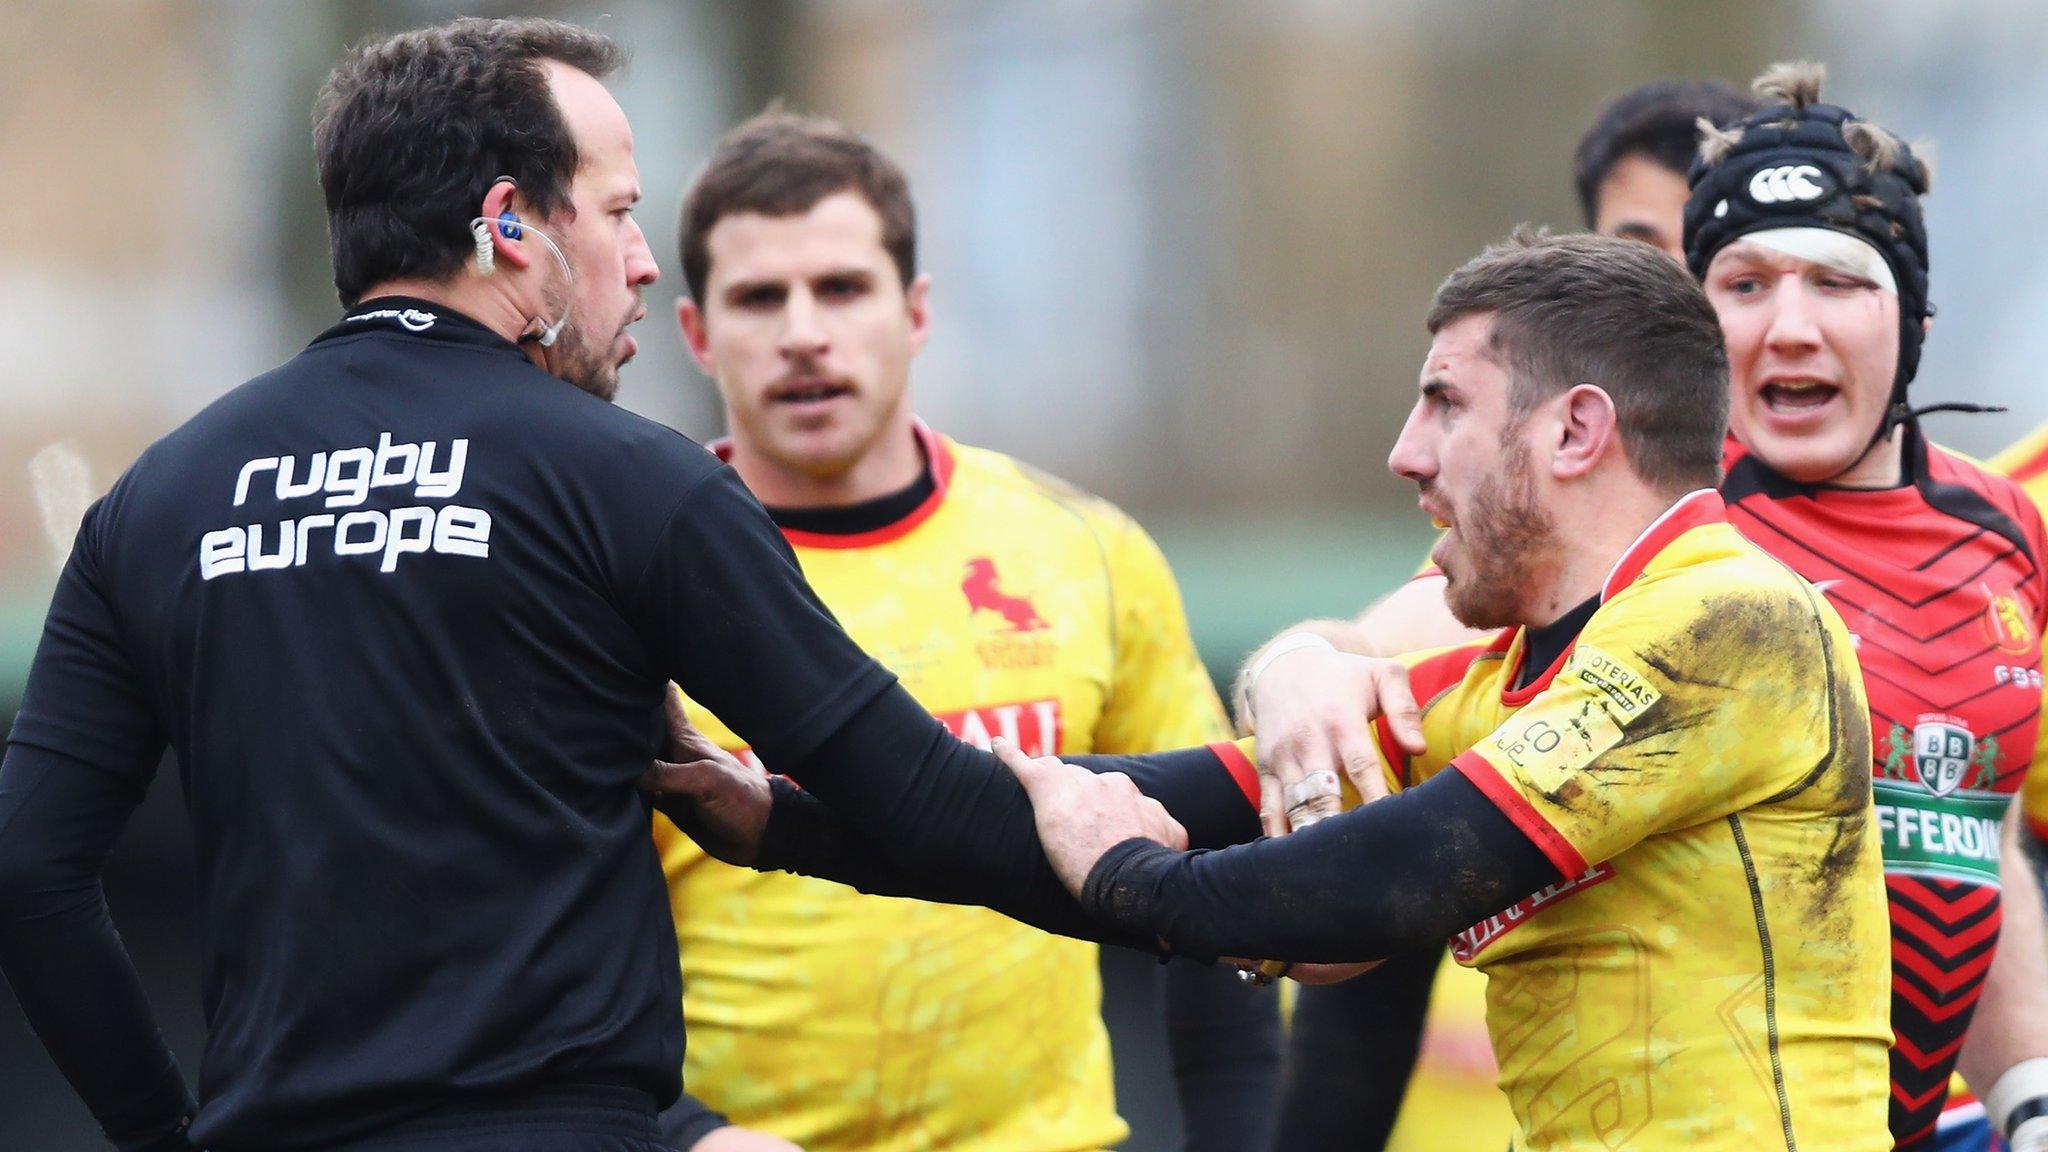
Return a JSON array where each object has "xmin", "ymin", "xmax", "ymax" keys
[{"xmin": 1450, "ymin": 863, "xmax": 1614, "ymax": 962}]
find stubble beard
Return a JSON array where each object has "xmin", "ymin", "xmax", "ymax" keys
[
  {"xmin": 553, "ymin": 319, "xmax": 620, "ymax": 402},
  {"xmin": 1441, "ymin": 442, "xmax": 1558, "ymax": 631}
]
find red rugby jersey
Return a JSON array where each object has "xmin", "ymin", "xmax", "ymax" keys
[{"xmin": 1721, "ymin": 429, "xmax": 2048, "ymax": 1150}]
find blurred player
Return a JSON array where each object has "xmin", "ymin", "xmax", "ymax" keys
[
  {"xmin": 1244, "ymin": 64, "xmax": 2048, "ymax": 1152},
  {"xmin": 1270, "ymin": 76, "xmax": 1763, "ymax": 1152},
  {"xmin": 653, "ymin": 111, "xmax": 1278, "ymax": 1152},
  {"xmin": 1573, "ymin": 79, "xmax": 1765, "ymax": 260}
]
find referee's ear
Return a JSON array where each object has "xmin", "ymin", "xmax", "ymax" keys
[{"xmin": 1551, "ymin": 383, "xmax": 1618, "ymax": 480}]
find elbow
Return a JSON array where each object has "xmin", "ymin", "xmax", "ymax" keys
[{"xmin": 0, "ymin": 844, "xmax": 98, "ymax": 930}]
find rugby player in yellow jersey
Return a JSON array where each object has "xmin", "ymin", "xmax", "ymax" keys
[
  {"xmin": 651, "ymin": 111, "xmax": 1277, "ymax": 1152},
  {"xmin": 1268, "ymin": 79, "xmax": 1767, "ymax": 1152},
  {"xmin": 988, "ymin": 230, "xmax": 1897, "ymax": 1151},
  {"xmin": 1245, "ymin": 65, "xmax": 2048, "ymax": 1152}
]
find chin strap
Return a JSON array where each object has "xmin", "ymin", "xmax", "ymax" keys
[{"xmin": 1816, "ymin": 399, "xmax": 2008, "ymax": 487}]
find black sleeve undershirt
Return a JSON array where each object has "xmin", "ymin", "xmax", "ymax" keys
[
  {"xmin": 1083, "ymin": 768, "xmax": 1563, "ymax": 963},
  {"xmin": 1271, "ymin": 947, "xmax": 1443, "ymax": 1150},
  {"xmin": 758, "ymin": 682, "xmax": 1260, "ymax": 949},
  {"xmin": 766, "ymin": 681, "xmax": 1558, "ymax": 964}
]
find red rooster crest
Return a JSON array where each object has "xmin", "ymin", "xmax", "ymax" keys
[{"xmin": 961, "ymin": 558, "xmax": 1047, "ymax": 632}]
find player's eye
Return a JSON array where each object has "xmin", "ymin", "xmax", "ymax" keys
[
  {"xmin": 731, "ymin": 286, "xmax": 785, "ymax": 310},
  {"xmin": 816, "ymin": 275, "xmax": 869, "ymax": 301}
]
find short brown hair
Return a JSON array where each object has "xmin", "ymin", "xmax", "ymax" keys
[
  {"xmin": 1572, "ymin": 79, "xmax": 1760, "ymax": 226},
  {"xmin": 679, "ymin": 111, "xmax": 916, "ymax": 304},
  {"xmin": 314, "ymin": 17, "xmax": 625, "ymax": 305},
  {"xmin": 1427, "ymin": 228, "xmax": 1729, "ymax": 494}
]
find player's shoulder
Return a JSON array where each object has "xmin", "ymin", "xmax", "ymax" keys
[
  {"xmin": 949, "ymin": 437, "xmax": 1157, "ymax": 551},
  {"xmin": 1602, "ymin": 519, "xmax": 1836, "ymax": 661},
  {"xmin": 1988, "ymin": 419, "xmax": 2048, "ymax": 485},
  {"xmin": 1926, "ymin": 437, "xmax": 2048, "ymax": 550}
]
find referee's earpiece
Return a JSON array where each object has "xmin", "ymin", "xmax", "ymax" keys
[
  {"xmin": 496, "ymin": 211, "xmax": 524, "ymax": 240},
  {"xmin": 471, "ymin": 219, "xmax": 495, "ymax": 276}
]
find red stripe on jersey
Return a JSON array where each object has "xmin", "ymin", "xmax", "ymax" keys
[
  {"xmin": 1894, "ymin": 1077, "xmax": 1955, "ymax": 1114},
  {"xmin": 2003, "ymin": 434, "xmax": 2048, "ymax": 485},
  {"xmin": 1207, "ymin": 741, "xmax": 1260, "ymax": 809},
  {"xmin": 1451, "ymin": 749, "xmax": 1589, "ymax": 877},
  {"xmin": 1600, "ymin": 488, "xmax": 1727, "ymax": 600},
  {"xmin": 781, "ymin": 424, "xmax": 957, "ymax": 549},
  {"xmin": 1380, "ymin": 639, "xmax": 1502, "ymax": 784},
  {"xmin": 711, "ymin": 421, "xmax": 959, "ymax": 550}
]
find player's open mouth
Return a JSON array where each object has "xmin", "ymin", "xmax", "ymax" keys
[
  {"xmin": 1760, "ymin": 379, "xmax": 1839, "ymax": 414},
  {"xmin": 770, "ymin": 379, "xmax": 855, "ymax": 405}
]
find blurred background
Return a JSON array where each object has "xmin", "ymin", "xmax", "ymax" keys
[{"xmin": 7, "ymin": 0, "xmax": 2048, "ymax": 1147}]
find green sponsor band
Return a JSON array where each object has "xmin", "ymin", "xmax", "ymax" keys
[{"xmin": 1872, "ymin": 779, "xmax": 2005, "ymax": 885}]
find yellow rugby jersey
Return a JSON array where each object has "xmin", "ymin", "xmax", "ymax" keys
[
  {"xmin": 1353, "ymin": 490, "xmax": 1894, "ymax": 1152},
  {"xmin": 652, "ymin": 425, "xmax": 1229, "ymax": 1152},
  {"xmin": 1988, "ymin": 423, "xmax": 2048, "ymax": 845}
]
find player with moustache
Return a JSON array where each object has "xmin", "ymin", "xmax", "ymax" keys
[
  {"xmin": 652, "ymin": 111, "xmax": 1278, "ymax": 1152},
  {"xmin": 1267, "ymin": 75, "xmax": 1766, "ymax": 1152},
  {"xmin": 1240, "ymin": 63, "xmax": 2048, "ymax": 1152},
  {"xmin": 649, "ymin": 229, "xmax": 1898, "ymax": 1152}
]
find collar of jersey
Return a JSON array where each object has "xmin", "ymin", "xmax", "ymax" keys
[
  {"xmin": 1496, "ymin": 487, "xmax": 1726, "ymax": 703},
  {"xmin": 709, "ymin": 419, "xmax": 957, "ymax": 549},
  {"xmin": 1718, "ymin": 426, "xmax": 1933, "ymax": 502},
  {"xmin": 311, "ymin": 295, "xmax": 528, "ymax": 358}
]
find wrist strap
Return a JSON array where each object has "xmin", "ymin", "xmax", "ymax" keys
[
  {"xmin": 1245, "ymin": 632, "xmax": 1336, "ymax": 696},
  {"xmin": 1989, "ymin": 1057, "xmax": 2048, "ymax": 1139}
]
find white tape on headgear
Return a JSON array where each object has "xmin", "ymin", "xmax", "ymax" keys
[{"xmin": 1743, "ymin": 226, "xmax": 1898, "ymax": 296}]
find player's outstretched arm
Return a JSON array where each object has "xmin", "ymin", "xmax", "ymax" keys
[
  {"xmin": 1959, "ymin": 797, "xmax": 2048, "ymax": 1152},
  {"xmin": 1008, "ymin": 745, "xmax": 1561, "ymax": 963},
  {"xmin": 641, "ymin": 686, "xmax": 1261, "ymax": 949}
]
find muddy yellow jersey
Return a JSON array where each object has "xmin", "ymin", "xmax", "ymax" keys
[
  {"xmin": 1988, "ymin": 423, "xmax": 2048, "ymax": 845},
  {"xmin": 652, "ymin": 426, "xmax": 1228, "ymax": 1152},
  {"xmin": 1359, "ymin": 491, "xmax": 1893, "ymax": 1152}
]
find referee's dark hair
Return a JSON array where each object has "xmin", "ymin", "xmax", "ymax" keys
[
  {"xmin": 1426, "ymin": 228, "xmax": 1729, "ymax": 495},
  {"xmin": 313, "ymin": 17, "xmax": 625, "ymax": 306},
  {"xmin": 679, "ymin": 110, "xmax": 916, "ymax": 306},
  {"xmin": 1572, "ymin": 80, "xmax": 1760, "ymax": 226}
]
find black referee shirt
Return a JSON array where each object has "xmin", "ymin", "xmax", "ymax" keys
[{"xmin": 0, "ymin": 299, "xmax": 894, "ymax": 1149}]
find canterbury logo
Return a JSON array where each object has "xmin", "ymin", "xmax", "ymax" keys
[{"xmin": 1747, "ymin": 164, "xmax": 1827, "ymax": 204}]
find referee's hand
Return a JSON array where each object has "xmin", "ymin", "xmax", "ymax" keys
[
  {"xmin": 996, "ymin": 738, "xmax": 1188, "ymax": 898},
  {"xmin": 639, "ymin": 685, "xmax": 772, "ymax": 866}
]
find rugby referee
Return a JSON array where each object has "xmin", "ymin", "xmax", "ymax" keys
[{"xmin": 0, "ymin": 17, "xmax": 1255, "ymax": 1152}]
